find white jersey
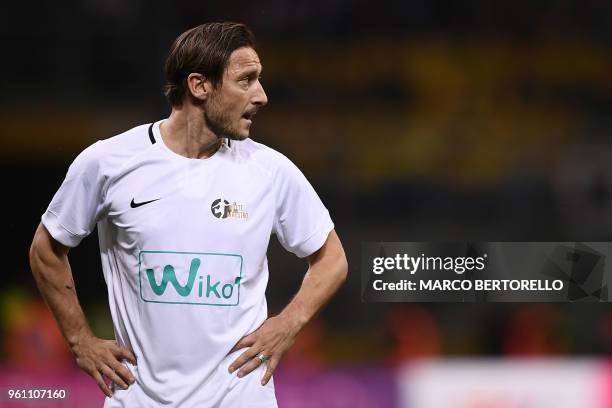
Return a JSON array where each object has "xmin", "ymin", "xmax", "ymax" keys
[{"xmin": 41, "ymin": 120, "xmax": 334, "ymax": 407}]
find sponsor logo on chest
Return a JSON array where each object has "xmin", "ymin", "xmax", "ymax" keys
[
  {"xmin": 210, "ymin": 198, "xmax": 249, "ymax": 219},
  {"xmin": 138, "ymin": 251, "xmax": 243, "ymax": 306}
]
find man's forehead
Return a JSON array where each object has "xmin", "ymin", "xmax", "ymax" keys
[{"xmin": 227, "ymin": 47, "xmax": 262, "ymax": 73}]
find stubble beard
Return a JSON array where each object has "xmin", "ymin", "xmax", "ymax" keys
[{"xmin": 203, "ymin": 93, "xmax": 248, "ymax": 141}]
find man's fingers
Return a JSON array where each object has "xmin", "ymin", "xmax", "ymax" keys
[
  {"xmin": 109, "ymin": 360, "xmax": 136, "ymax": 385},
  {"xmin": 92, "ymin": 371, "xmax": 113, "ymax": 398},
  {"xmin": 113, "ymin": 345, "xmax": 137, "ymax": 366},
  {"xmin": 261, "ymin": 357, "xmax": 278, "ymax": 386},
  {"xmin": 228, "ymin": 346, "xmax": 259, "ymax": 373},
  {"xmin": 99, "ymin": 364, "xmax": 128, "ymax": 390},
  {"xmin": 229, "ymin": 334, "xmax": 256, "ymax": 354},
  {"xmin": 237, "ymin": 354, "xmax": 265, "ymax": 378}
]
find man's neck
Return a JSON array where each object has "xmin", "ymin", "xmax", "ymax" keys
[{"xmin": 159, "ymin": 107, "xmax": 222, "ymax": 159}]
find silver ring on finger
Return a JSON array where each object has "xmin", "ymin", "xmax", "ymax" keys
[{"xmin": 256, "ymin": 353, "xmax": 269, "ymax": 363}]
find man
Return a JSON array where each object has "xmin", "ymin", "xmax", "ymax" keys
[{"xmin": 29, "ymin": 22, "xmax": 348, "ymax": 407}]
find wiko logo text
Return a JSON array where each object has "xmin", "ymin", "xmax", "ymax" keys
[{"xmin": 139, "ymin": 251, "xmax": 243, "ymax": 306}]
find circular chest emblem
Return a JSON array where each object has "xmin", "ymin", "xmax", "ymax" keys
[{"xmin": 211, "ymin": 198, "xmax": 231, "ymax": 218}]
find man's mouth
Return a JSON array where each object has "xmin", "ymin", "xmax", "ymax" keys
[{"xmin": 242, "ymin": 111, "xmax": 257, "ymax": 121}]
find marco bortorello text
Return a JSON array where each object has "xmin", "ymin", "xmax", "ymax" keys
[{"xmin": 361, "ymin": 242, "xmax": 611, "ymax": 302}]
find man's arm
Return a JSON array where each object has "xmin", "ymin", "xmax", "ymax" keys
[
  {"xmin": 228, "ymin": 229, "xmax": 348, "ymax": 385},
  {"xmin": 29, "ymin": 223, "xmax": 136, "ymax": 397}
]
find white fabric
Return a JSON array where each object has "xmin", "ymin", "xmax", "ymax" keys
[{"xmin": 42, "ymin": 120, "xmax": 334, "ymax": 407}]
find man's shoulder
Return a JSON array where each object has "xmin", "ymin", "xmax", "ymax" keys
[
  {"xmin": 76, "ymin": 122, "xmax": 155, "ymax": 165},
  {"xmin": 233, "ymin": 138, "xmax": 293, "ymax": 170},
  {"xmin": 97, "ymin": 122, "xmax": 155, "ymax": 153},
  {"xmin": 67, "ymin": 122, "xmax": 156, "ymax": 181}
]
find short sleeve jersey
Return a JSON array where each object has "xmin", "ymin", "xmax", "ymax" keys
[{"xmin": 42, "ymin": 120, "xmax": 334, "ymax": 407}]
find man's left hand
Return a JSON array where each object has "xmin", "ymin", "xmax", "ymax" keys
[{"xmin": 228, "ymin": 315, "xmax": 298, "ymax": 385}]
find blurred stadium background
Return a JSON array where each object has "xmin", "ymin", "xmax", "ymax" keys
[{"xmin": 2, "ymin": 0, "xmax": 612, "ymax": 406}]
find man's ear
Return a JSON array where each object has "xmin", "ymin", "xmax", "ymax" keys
[{"xmin": 187, "ymin": 73, "xmax": 212, "ymax": 102}]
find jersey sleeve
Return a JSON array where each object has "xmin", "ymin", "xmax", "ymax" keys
[
  {"xmin": 272, "ymin": 154, "xmax": 334, "ymax": 258},
  {"xmin": 41, "ymin": 141, "xmax": 108, "ymax": 247}
]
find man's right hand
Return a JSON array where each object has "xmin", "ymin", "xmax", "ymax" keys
[
  {"xmin": 71, "ymin": 334, "xmax": 137, "ymax": 397},
  {"xmin": 30, "ymin": 224, "xmax": 137, "ymax": 398}
]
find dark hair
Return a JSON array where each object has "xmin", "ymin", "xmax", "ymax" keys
[{"xmin": 163, "ymin": 22, "xmax": 256, "ymax": 107}]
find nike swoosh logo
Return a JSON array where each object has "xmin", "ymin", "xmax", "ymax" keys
[{"xmin": 130, "ymin": 198, "xmax": 160, "ymax": 208}]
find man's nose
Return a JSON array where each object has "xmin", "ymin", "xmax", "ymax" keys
[{"xmin": 252, "ymin": 80, "xmax": 268, "ymax": 106}]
